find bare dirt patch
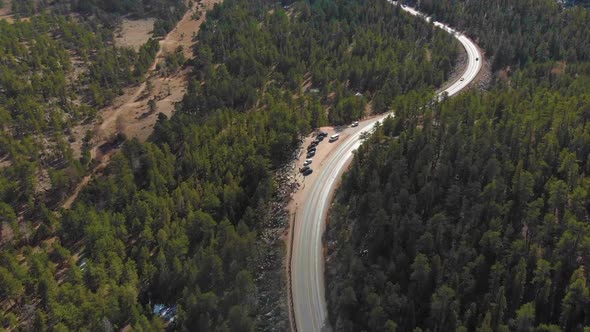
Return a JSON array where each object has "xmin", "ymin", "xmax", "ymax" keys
[
  {"xmin": 115, "ymin": 18, "xmax": 156, "ymax": 51},
  {"xmin": 551, "ymin": 61, "xmax": 566, "ymax": 75},
  {"xmin": 286, "ymin": 124, "xmax": 364, "ymax": 217},
  {"xmin": 0, "ymin": 5, "xmax": 14, "ymax": 23},
  {"xmin": 0, "ymin": 155, "xmax": 11, "ymax": 169},
  {"xmin": 99, "ymin": 0, "xmax": 222, "ymax": 143},
  {"xmin": 160, "ymin": 1, "xmax": 210, "ymax": 59},
  {"xmin": 0, "ymin": 0, "xmax": 12, "ymax": 20},
  {"xmin": 0, "ymin": 5, "xmax": 31, "ymax": 23},
  {"xmin": 284, "ymin": 117, "xmax": 387, "ymax": 331},
  {"xmin": 63, "ymin": 0, "xmax": 222, "ymax": 209}
]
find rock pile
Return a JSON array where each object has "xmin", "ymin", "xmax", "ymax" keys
[{"xmin": 255, "ymin": 146, "xmax": 302, "ymax": 332}]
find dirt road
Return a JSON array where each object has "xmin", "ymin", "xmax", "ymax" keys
[{"xmin": 62, "ymin": 0, "xmax": 221, "ymax": 209}]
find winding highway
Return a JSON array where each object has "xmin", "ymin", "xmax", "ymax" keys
[{"xmin": 290, "ymin": 2, "xmax": 483, "ymax": 331}]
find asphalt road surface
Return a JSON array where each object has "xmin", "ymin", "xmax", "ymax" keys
[{"xmin": 291, "ymin": 2, "xmax": 483, "ymax": 332}]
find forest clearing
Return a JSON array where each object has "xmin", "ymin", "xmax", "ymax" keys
[{"xmin": 63, "ymin": 0, "xmax": 221, "ymax": 209}]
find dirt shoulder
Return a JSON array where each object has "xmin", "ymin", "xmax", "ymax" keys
[
  {"xmin": 283, "ymin": 115, "xmax": 389, "ymax": 331},
  {"xmin": 471, "ymin": 43, "xmax": 492, "ymax": 90},
  {"xmin": 62, "ymin": 0, "xmax": 222, "ymax": 209},
  {"xmin": 438, "ymin": 40, "xmax": 468, "ymax": 93},
  {"xmin": 283, "ymin": 29, "xmax": 476, "ymax": 330}
]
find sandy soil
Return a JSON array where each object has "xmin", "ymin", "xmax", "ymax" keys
[
  {"xmin": 160, "ymin": 1, "xmax": 210, "ymax": 59},
  {"xmin": 62, "ymin": 0, "xmax": 221, "ymax": 209},
  {"xmin": 284, "ymin": 125, "xmax": 350, "ymax": 332},
  {"xmin": 0, "ymin": 155, "xmax": 10, "ymax": 169},
  {"xmin": 0, "ymin": 5, "xmax": 14, "ymax": 23},
  {"xmin": 551, "ymin": 61, "xmax": 566, "ymax": 75},
  {"xmin": 98, "ymin": 0, "xmax": 221, "ymax": 143},
  {"xmin": 115, "ymin": 18, "xmax": 156, "ymax": 51},
  {"xmin": 284, "ymin": 116, "xmax": 391, "ymax": 330},
  {"xmin": 286, "ymin": 122, "xmax": 370, "ymax": 216},
  {"xmin": 0, "ymin": 5, "xmax": 31, "ymax": 23}
]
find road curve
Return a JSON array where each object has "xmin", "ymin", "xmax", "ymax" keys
[{"xmin": 291, "ymin": 2, "xmax": 483, "ymax": 332}]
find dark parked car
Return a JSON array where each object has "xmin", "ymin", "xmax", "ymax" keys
[
  {"xmin": 300, "ymin": 166, "xmax": 310, "ymax": 173},
  {"xmin": 302, "ymin": 168, "xmax": 313, "ymax": 176},
  {"xmin": 307, "ymin": 151, "xmax": 316, "ymax": 158}
]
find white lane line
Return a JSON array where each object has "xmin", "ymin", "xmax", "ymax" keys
[{"xmin": 292, "ymin": 1, "xmax": 482, "ymax": 331}]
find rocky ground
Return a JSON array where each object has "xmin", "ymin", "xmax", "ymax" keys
[
  {"xmin": 255, "ymin": 148, "xmax": 302, "ymax": 331},
  {"xmin": 472, "ymin": 45, "xmax": 493, "ymax": 90}
]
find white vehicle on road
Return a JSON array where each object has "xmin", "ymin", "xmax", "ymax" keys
[
  {"xmin": 291, "ymin": 2, "xmax": 483, "ymax": 332},
  {"xmin": 328, "ymin": 134, "xmax": 340, "ymax": 142}
]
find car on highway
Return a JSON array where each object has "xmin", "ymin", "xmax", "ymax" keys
[
  {"xmin": 303, "ymin": 159, "xmax": 312, "ymax": 166},
  {"xmin": 302, "ymin": 168, "xmax": 313, "ymax": 176},
  {"xmin": 476, "ymin": 57, "xmax": 479, "ymax": 61},
  {"xmin": 290, "ymin": 3, "xmax": 484, "ymax": 330},
  {"xmin": 460, "ymin": 77, "xmax": 465, "ymax": 81},
  {"xmin": 351, "ymin": 121, "xmax": 359, "ymax": 127},
  {"xmin": 329, "ymin": 133, "xmax": 340, "ymax": 142}
]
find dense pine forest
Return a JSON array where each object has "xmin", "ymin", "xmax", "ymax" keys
[
  {"xmin": 10, "ymin": 0, "xmax": 187, "ymax": 35},
  {"xmin": 326, "ymin": 0, "xmax": 590, "ymax": 331},
  {"xmin": 0, "ymin": 0, "xmax": 458, "ymax": 330},
  {"xmin": 408, "ymin": 0, "xmax": 590, "ymax": 70},
  {"xmin": 0, "ymin": 13, "xmax": 160, "ymax": 214}
]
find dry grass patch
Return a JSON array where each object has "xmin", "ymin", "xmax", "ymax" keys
[
  {"xmin": 115, "ymin": 18, "xmax": 156, "ymax": 51},
  {"xmin": 0, "ymin": 5, "xmax": 14, "ymax": 22},
  {"xmin": 551, "ymin": 61, "xmax": 566, "ymax": 75}
]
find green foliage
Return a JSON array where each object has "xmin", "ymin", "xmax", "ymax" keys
[
  {"xmin": 0, "ymin": 12, "xmax": 161, "ymax": 208},
  {"xmin": 1, "ymin": 0, "xmax": 456, "ymax": 329},
  {"xmin": 327, "ymin": 1, "xmax": 590, "ymax": 330},
  {"xmin": 11, "ymin": 0, "xmax": 187, "ymax": 35},
  {"xmin": 326, "ymin": 64, "xmax": 590, "ymax": 330},
  {"xmin": 412, "ymin": 0, "xmax": 590, "ymax": 70}
]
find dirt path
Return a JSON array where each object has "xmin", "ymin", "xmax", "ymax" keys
[
  {"xmin": 62, "ymin": 0, "xmax": 221, "ymax": 209},
  {"xmin": 0, "ymin": 6, "xmax": 15, "ymax": 23}
]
